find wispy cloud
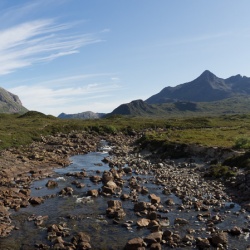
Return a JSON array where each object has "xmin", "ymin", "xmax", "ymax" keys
[
  {"xmin": 174, "ymin": 32, "xmax": 231, "ymax": 45},
  {"xmin": 0, "ymin": 18, "xmax": 101, "ymax": 75},
  {"xmin": 29, "ymin": 73, "xmax": 118, "ymax": 88},
  {"xmin": 1, "ymin": 1, "xmax": 119, "ymax": 115},
  {"xmin": 153, "ymin": 32, "xmax": 231, "ymax": 48}
]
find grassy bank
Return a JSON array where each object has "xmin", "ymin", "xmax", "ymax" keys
[{"xmin": 1, "ymin": 111, "xmax": 250, "ymax": 151}]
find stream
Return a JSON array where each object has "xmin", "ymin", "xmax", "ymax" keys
[{"xmin": 0, "ymin": 143, "xmax": 249, "ymax": 249}]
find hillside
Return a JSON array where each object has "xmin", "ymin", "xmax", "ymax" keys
[
  {"xmin": 107, "ymin": 99, "xmax": 161, "ymax": 116},
  {"xmin": 0, "ymin": 87, "xmax": 28, "ymax": 114},
  {"xmin": 146, "ymin": 70, "xmax": 250, "ymax": 104}
]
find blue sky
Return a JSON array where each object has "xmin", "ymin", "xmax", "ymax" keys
[{"xmin": 1, "ymin": 0, "xmax": 250, "ymax": 116}]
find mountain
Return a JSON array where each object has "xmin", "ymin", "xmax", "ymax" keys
[
  {"xmin": 0, "ymin": 87, "xmax": 28, "ymax": 114},
  {"xmin": 146, "ymin": 70, "xmax": 250, "ymax": 104},
  {"xmin": 107, "ymin": 96, "xmax": 250, "ymax": 117},
  {"xmin": 107, "ymin": 71, "xmax": 250, "ymax": 117},
  {"xmin": 107, "ymin": 99, "xmax": 161, "ymax": 116},
  {"xmin": 58, "ymin": 111, "xmax": 105, "ymax": 119}
]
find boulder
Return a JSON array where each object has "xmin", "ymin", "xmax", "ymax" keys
[
  {"xmin": 229, "ymin": 226, "xmax": 242, "ymax": 236},
  {"xmin": 196, "ymin": 237, "xmax": 210, "ymax": 249},
  {"xmin": 136, "ymin": 218, "xmax": 150, "ymax": 227},
  {"xmin": 210, "ymin": 231, "xmax": 228, "ymax": 246},
  {"xmin": 102, "ymin": 171, "xmax": 113, "ymax": 184},
  {"xmin": 121, "ymin": 193, "xmax": 130, "ymax": 200},
  {"xmin": 106, "ymin": 181, "xmax": 117, "ymax": 189},
  {"xmin": 124, "ymin": 237, "xmax": 144, "ymax": 250},
  {"xmin": 90, "ymin": 175, "xmax": 102, "ymax": 183},
  {"xmin": 150, "ymin": 242, "xmax": 161, "ymax": 250},
  {"xmin": 71, "ymin": 232, "xmax": 91, "ymax": 249},
  {"xmin": 134, "ymin": 202, "xmax": 149, "ymax": 212},
  {"xmin": 106, "ymin": 200, "xmax": 126, "ymax": 219},
  {"xmin": 174, "ymin": 218, "xmax": 189, "ymax": 225},
  {"xmin": 107, "ymin": 200, "xmax": 122, "ymax": 209},
  {"xmin": 147, "ymin": 211, "xmax": 158, "ymax": 220},
  {"xmin": 123, "ymin": 167, "xmax": 133, "ymax": 174},
  {"xmin": 46, "ymin": 180, "xmax": 58, "ymax": 188},
  {"xmin": 141, "ymin": 186, "xmax": 149, "ymax": 194},
  {"xmin": 87, "ymin": 190, "xmax": 99, "ymax": 197},
  {"xmin": 165, "ymin": 198, "xmax": 175, "ymax": 206},
  {"xmin": 149, "ymin": 194, "xmax": 161, "ymax": 204},
  {"xmin": 72, "ymin": 232, "xmax": 91, "ymax": 244},
  {"xmin": 144, "ymin": 232, "xmax": 163, "ymax": 244},
  {"xmin": 59, "ymin": 187, "xmax": 74, "ymax": 196},
  {"xmin": 29, "ymin": 197, "xmax": 44, "ymax": 205}
]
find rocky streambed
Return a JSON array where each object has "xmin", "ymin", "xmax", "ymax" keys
[{"xmin": 0, "ymin": 132, "xmax": 249, "ymax": 249}]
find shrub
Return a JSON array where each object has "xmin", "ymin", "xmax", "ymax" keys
[
  {"xmin": 207, "ymin": 165, "xmax": 236, "ymax": 179},
  {"xmin": 234, "ymin": 137, "xmax": 250, "ymax": 149},
  {"xmin": 223, "ymin": 151, "xmax": 250, "ymax": 170},
  {"xmin": 102, "ymin": 125, "xmax": 117, "ymax": 134}
]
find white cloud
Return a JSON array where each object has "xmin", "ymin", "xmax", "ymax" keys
[
  {"xmin": 111, "ymin": 77, "xmax": 120, "ymax": 82},
  {"xmin": 101, "ymin": 28, "xmax": 111, "ymax": 33},
  {"xmin": 0, "ymin": 18, "xmax": 101, "ymax": 75},
  {"xmin": 8, "ymin": 81, "xmax": 122, "ymax": 115}
]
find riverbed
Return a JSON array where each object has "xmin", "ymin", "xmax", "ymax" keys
[{"xmin": 0, "ymin": 145, "xmax": 249, "ymax": 249}]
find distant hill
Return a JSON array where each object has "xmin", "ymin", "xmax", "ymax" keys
[
  {"xmin": 0, "ymin": 87, "xmax": 28, "ymax": 114},
  {"xmin": 58, "ymin": 111, "xmax": 105, "ymax": 119},
  {"xmin": 146, "ymin": 70, "xmax": 250, "ymax": 104},
  {"xmin": 107, "ymin": 99, "xmax": 161, "ymax": 116},
  {"xmin": 19, "ymin": 111, "xmax": 56, "ymax": 119}
]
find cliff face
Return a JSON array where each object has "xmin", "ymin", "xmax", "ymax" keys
[{"xmin": 0, "ymin": 87, "xmax": 28, "ymax": 114}]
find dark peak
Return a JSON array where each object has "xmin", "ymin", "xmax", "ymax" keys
[
  {"xmin": 131, "ymin": 99, "xmax": 144, "ymax": 104},
  {"xmin": 198, "ymin": 70, "xmax": 217, "ymax": 80}
]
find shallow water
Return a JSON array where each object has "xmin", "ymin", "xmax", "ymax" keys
[{"xmin": 0, "ymin": 150, "xmax": 249, "ymax": 249}]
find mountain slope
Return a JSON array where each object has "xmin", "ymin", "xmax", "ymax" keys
[
  {"xmin": 0, "ymin": 87, "xmax": 28, "ymax": 114},
  {"xmin": 107, "ymin": 99, "xmax": 161, "ymax": 116},
  {"xmin": 146, "ymin": 70, "xmax": 250, "ymax": 104},
  {"xmin": 58, "ymin": 111, "xmax": 105, "ymax": 119}
]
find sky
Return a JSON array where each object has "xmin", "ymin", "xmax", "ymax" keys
[{"xmin": 1, "ymin": 0, "xmax": 250, "ymax": 116}]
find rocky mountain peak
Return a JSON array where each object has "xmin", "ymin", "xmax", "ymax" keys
[{"xmin": 197, "ymin": 70, "xmax": 217, "ymax": 82}]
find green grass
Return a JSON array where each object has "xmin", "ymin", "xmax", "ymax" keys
[{"xmin": 1, "ymin": 111, "xmax": 250, "ymax": 151}]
